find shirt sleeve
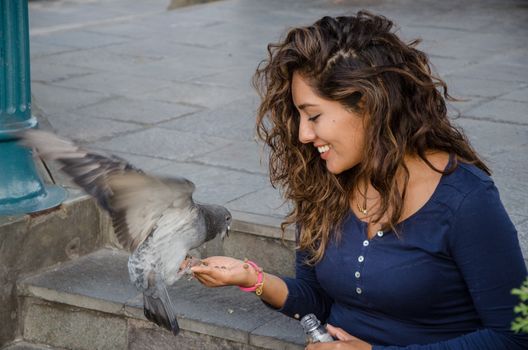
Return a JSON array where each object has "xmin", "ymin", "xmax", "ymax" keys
[
  {"xmin": 373, "ymin": 180, "xmax": 528, "ymax": 350},
  {"xmin": 262, "ymin": 248, "xmax": 334, "ymax": 323}
]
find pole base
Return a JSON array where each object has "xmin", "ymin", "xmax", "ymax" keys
[
  {"xmin": 0, "ymin": 184, "xmax": 67, "ymax": 216},
  {"xmin": 0, "ymin": 138, "xmax": 68, "ymax": 216}
]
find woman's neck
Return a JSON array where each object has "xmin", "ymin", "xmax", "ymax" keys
[{"xmin": 351, "ymin": 151, "xmax": 450, "ymax": 232}]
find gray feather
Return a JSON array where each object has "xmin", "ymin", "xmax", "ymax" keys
[{"xmin": 143, "ymin": 271, "xmax": 180, "ymax": 335}]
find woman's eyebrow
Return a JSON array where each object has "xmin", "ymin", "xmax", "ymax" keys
[{"xmin": 297, "ymin": 103, "xmax": 318, "ymax": 110}]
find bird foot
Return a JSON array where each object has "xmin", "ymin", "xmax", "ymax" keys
[{"xmin": 178, "ymin": 256, "xmax": 202, "ymax": 278}]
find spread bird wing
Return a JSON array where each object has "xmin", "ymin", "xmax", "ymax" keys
[
  {"xmin": 107, "ymin": 173, "xmax": 195, "ymax": 251},
  {"xmin": 18, "ymin": 130, "xmax": 196, "ymax": 252}
]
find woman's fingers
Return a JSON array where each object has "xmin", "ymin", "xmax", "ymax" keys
[
  {"xmin": 194, "ymin": 274, "xmax": 225, "ymax": 287},
  {"xmin": 190, "ymin": 256, "xmax": 258, "ymax": 287},
  {"xmin": 192, "ymin": 263, "xmax": 234, "ymax": 286},
  {"xmin": 326, "ymin": 324, "xmax": 354, "ymax": 341},
  {"xmin": 190, "ymin": 264, "xmax": 211, "ymax": 274},
  {"xmin": 192, "ymin": 256, "xmax": 234, "ymax": 272},
  {"xmin": 305, "ymin": 342, "xmax": 336, "ymax": 349},
  {"xmin": 193, "ymin": 273, "xmax": 218, "ymax": 287},
  {"xmin": 191, "ymin": 263, "xmax": 228, "ymax": 276}
]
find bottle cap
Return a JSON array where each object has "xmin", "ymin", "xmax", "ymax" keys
[{"xmin": 300, "ymin": 313, "xmax": 320, "ymax": 333}]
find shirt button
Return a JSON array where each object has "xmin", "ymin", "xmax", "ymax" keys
[
  {"xmin": 377, "ymin": 231, "xmax": 384, "ymax": 237},
  {"xmin": 355, "ymin": 271, "xmax": 361, "ymax": 278},
  {"xmin": 358, "ymin": 255, "xmax": 364, "ymax": 262},
  {"xmin": 363, "ymin": 240, "xmax": 369, "ymax": 247},
  {"xmin": 356, "ymin": 287, "xmax": 362, "ymax": 294}
]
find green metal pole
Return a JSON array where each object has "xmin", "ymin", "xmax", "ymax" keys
[{"xmin": 0, "ymin": 0, "xmax": 67, "ymax": 216}]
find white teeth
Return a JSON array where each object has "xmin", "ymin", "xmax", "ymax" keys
[{"xmin": 317, "ymin": 145, "xmax": 330, "ymax": 153}]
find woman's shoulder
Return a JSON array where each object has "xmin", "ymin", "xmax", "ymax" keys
[
  {"xmin": 443, "ymin": 158, "xmax": 494, "ymax": 195},
  {"xmin": 405, "ymin": 153, "xmax": 496, "ymax": 216},
  {"xmin": 430, "ymin": 159, "xmax": 504, "ymax": 222},
  {"xmin": 428, "ymin": 157, "xmax": 496, "ymax": 214}
]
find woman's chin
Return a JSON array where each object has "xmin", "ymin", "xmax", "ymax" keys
[
  {"xmin": 325, "ymin": 160, "xmax": 358, "ymax": 175},
  {"xmin": 325, "ymin": 163, "xmax": 342, "ymax": 175}
]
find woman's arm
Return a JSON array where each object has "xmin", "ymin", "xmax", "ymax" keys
[
  {"xmin": 190, "ymin": 256, "xmax": 289, "ymax": 308},
  {"xmin": 191, "ymin": 249, "xmax": 333, "ymax": 321},
  {"xmin": 259, "ymin": 272, "xmax": 290, "ymax": 308}
]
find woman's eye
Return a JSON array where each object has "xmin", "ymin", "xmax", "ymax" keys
[{"xmin": 308, "ymin": 114, "xmax": 321, "ymax": 122}]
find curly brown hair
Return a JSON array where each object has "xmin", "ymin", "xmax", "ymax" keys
[{"xmin": 253, "ymin": 11, "xmax": 489, "ymax": 264}]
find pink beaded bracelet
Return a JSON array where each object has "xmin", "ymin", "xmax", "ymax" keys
[{"xmin": 238, "ymin": 259, "xmax": 264, "ymax": 295}]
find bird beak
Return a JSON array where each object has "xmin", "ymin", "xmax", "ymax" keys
[{"xmin": 221, "ymin": 226, "xmax": 230, "ymax": 240}]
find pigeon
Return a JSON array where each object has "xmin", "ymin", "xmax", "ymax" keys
[{"xmin": 17, "ymin": 130, "xmax": 232, "ymax": 336}]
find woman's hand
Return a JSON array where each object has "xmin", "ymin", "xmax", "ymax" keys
[
  {"xmin": 190, "ymin": 256, "xmax": 258, "ymax": 288},
  {"xmin": 305, "ymin": 324, "xmax": 372, "ymax": 350}
]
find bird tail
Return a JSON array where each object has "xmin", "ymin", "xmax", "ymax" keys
[{"xmin": 143, "ymin": 283, "xmax": 180, "ymax": 336}]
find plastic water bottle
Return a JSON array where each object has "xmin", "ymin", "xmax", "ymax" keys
[{"xmin": 300, "ymin": 313, "xmax": 334, "ymax": 343}]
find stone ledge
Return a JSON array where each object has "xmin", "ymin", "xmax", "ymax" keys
[
  {"xmin": 17, "ymin": 249, "xmax": 305, "ymax": 349},
  {"xmin": 21, "ymin": 300, "xmax": 128, "ymax": 350},
  {"xmin": 1, "ymin": 340, "xmax": 65, "ymax": 350},
  {"xmin": 0, "ymin": 192, "xmax": 110, "ymax": 346},
  {"xmin": 230, "ymin": 209, "xmax": 295, "ymax": 242}
]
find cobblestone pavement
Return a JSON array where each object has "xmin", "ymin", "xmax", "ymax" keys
[{"xmin": 28, "ymin": 0, "xmax": 528, "ymax": 260}]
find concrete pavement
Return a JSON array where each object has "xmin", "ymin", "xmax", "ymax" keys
[{"xmin": 27, "ymin": 0, "xmax": 528, "ymax": 261}]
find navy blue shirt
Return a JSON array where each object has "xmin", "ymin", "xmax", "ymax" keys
[{"xmin": 276, "ymin": 162, "xmax": 528, "ymax": 349}]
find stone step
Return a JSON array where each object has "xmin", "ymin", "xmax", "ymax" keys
[
  {"xmin": 16, "ymin": 248, "xmax": 305, "ymax": 350},
  {"xmin": 1, "ymin": 341, "xmax": 64, "ymax": 350},
  {"xmin": 0, "ymin": 193, "xmax": 111, "ymax": 346}
]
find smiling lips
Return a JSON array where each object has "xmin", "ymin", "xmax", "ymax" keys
[
  {"xmin": 317, "ymin": 145, "xmax": 330, "ymax": 153},
  {"xmin": 317, "ymin": 144, "xmax": 331, "ymax": 159}
]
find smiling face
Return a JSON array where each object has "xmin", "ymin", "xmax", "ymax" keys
[{"xmin": 292, "ymin": 72, "xmax": 366, "ymax": 175}]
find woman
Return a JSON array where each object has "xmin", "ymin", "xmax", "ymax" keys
[{"xmin": 191, "ymin": 12, "xmax": 528, "ymax": 349}]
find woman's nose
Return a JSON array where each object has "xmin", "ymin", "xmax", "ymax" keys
[{"xmin": 298, "ymin": 118, "xmax": 316, "ymax": 144}]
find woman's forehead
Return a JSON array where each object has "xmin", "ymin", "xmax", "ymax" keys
[{"xmin": 291, "ymin": 73, "xmax": 321, "ymax": 106}]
